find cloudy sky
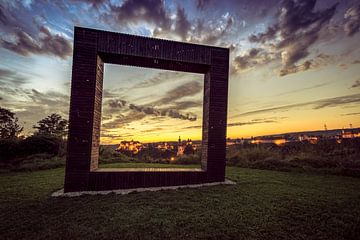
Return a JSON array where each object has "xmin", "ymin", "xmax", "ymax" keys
[{"xmin": 0, "ymin": 0, "xmax": 359, "ymax": 144}]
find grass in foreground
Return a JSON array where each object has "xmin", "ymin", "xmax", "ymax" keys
[
  {"xmin": 1, "ymin": 164, "xmax": 360, "ymax": 240},
  {"xmin": 99, "ymin": 162, "xmax": 201, "ymax": 168}
]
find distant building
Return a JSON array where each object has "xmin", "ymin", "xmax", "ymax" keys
[
  {"xmin": 117, "ymin": 140, "xmax": 142, "ymax": 154},
  {"xmin": 298, "ymin": 135, "xmax": 318, "ymax": 144},
  {"xmin": 177, "ymin": 136, "xmax": 193, "ymax": 156},
  {"xmin": 156, "ymin": 142, "xmax": 174, "ymax": 151},
  {"xmin": 342, "ymin": 129, "xmax": 356, "ymax": 139},
  {"xmin": 250, "ymin": 137, "xmax": 287, "ymax": 145}
]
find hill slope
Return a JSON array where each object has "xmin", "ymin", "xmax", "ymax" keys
[{"xmin": 1, "ymin": 164, "xmax": 359, "ymax": 240}]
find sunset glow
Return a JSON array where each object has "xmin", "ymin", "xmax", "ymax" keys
[{"xmin": 0, "ymin": 0, "xmax": 359, "ymax": 145}]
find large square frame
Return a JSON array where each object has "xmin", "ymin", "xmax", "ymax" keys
[{"xmin": 64, "ymin": 27, "xmax": 229, "ymax": 192}]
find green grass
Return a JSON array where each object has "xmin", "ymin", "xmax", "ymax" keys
[
  {"xmin": 1, "ymin": 164, "xmax": 360, "ymax": 240},
  {"xmin": 99, "ymin": 162, "xmax": 201, "ymax": 168}
]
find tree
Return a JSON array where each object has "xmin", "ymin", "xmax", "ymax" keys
[
  {"xmin": 0, "ymin": 107, "xmax": 23, "ymax": 139},
  {"xmin": 33, "ymin": 113, "xmax": 68, "ymax": 138},
  {"xmin": 184, "ymin": 144, "xmax": 194, "ymax": 155}
]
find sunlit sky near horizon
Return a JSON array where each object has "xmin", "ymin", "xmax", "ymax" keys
[{"xmin": 0, "ymin": 0, "xmax": 360, "ymax": 144}]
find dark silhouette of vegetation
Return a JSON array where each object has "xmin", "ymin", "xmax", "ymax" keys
[
  {"xmin": 226, "ymin": 139, "xmax": 360, "ymax": 177},
  {"xmin": 33, "ymin": 113, "xmax": 68, "ymax": 137},
  {"xmin": 0, "ymin": 107, "xmax": 23, "ymax": 139},
  {"xmin": 0, "ymin": 112, "xmax": 67, "ymax": 171},
  {"xmin": 1, "ymin": 108, "xmax": 360, "ymax": 177},
  {"xmin": 183, "ymin": 144, "xmax": 195, "ymax": 155},
  {"xmin": 173, "ymin": 153, "xmax": 201, "ymax": 165}
]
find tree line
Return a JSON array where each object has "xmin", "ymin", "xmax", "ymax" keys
[{"xmin": 0, "ymin": 107, "xmax": 68, "ymax": 163}]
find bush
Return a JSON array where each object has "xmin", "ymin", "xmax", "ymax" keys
[
  {"xmin": 0, "ymin": 138, "xmax": 20, "ymax": 164},
  {"xmin": 287, "ymin": 154, "xmax": 339, "ymax": 168},
  {"xmin": 173, "ymin": 154, "xmax": 201, "ymax": 165},
  {"xmin": 99, "ymin": 145, "xmax": 134, "ymax": 163},
  {"xmin": 250, "ymin": 159, "xmax": 293, "ymax": 171},
  {"xmin": 0, "ymin": 135, "xmax": 65, "ymax": 170},
  {"xmin": 226, "ymin": 140, "xmax": 360, "ymax": 177},
  {"xmin": 226, "ymin": 146, "xmax": 281, "ymax": 166},
  {"xmin": 14, "ymin": 153, "xmax": 65, "ymax": 171},
  {"xmin": 19, "ymin": 135, "xmax": 62, "ymax": 156}
]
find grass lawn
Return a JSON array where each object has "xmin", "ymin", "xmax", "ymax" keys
[{"xmin": 1, "ymin": 163, "xmax": 360, "ymax": 240}]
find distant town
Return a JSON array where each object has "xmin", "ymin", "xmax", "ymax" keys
[
  {"xmin": 230, "ymin": 126, "xmax": 360, "ymax": 146},
  {"xmin": 114, "ymin": 127, "xmax": 360, "ymax": 156},
  {"xmin": 117, "ymin": 136, "xmax": 200, "ymax": 157}
]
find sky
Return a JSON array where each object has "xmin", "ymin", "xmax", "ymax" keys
[{"xmin": 0, "ymin": 0, "xmax": 359, "ymax": 144}]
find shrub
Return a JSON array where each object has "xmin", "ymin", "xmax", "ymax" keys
[
  {"xmin": 18, "ymin": 135, "xmax": 62, "ymax": 156},
  {"xmin": 250, "ymin": 159, "xmax": 293, "ymax": 171},
  {"xmin": 0, "ymin": 138, "xmax": 20, "ymax": 164},
  {"xmin": 173, "ymin": 154, "xmax": 201, "ymax": 165},
  {"xmin": 226, "ymin": 146, "xmax": 281, "ymax": 166},
  {"xmin": 0, "ymin": 135, "xmax": 66, "ymax": 169},
  {"xmin": 99, "ymin": 145, "xmax": 134, "ymax": 163},
  {"xmin": 14, "ymin": 153, "xmax": 65, "ymax": 171}
]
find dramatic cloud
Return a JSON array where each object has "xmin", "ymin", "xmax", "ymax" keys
[
  {"xmin": 0, "ymin": 86, "xmax": 69, "ymax": 112},
  {"xmin": 106, "ymin": 0, "xmax": 171, "ymax": 30},
  {"xmin": 154, "ymin": 9, "xmax": 234, "ymax": 46},
  {"xmin": 248, "ymin": 0, "xmax": 338, "ymax": 75},
  {"xmin": 183, "ymin": 118, "xmax": 278, "ymax": 129},
  {"xmin": 344, "ymin": 4, "xmax": 360, "ymax": 36},
  {"xmin": 1, "ymin": 0, "xmax": 358, "ymax": 143},
  {"xmin": 196, "ymin": 0, "xmax": 212, "ymax": 10},
  {"xmin": 0, "ymin": 86, "xmax": 70, "ymax": 134},
  {"xmin": 153, "ymin": 81, "xmax": 202, "ymax": 106},
  {"xmin": 279, "ymin": 60, "xmax": 312, "ymax": 76},
  {"xmin": 313, "ymin": 94, "xmax": 360, "ymax": 109},
  {"xmin": 129, "ymin": 104, "xmax": 160, "ymax": 116},
  {"xmin": 248, "ymin": 26, "xmax": 277, "ymax": 44},
  {"xmin": 102, "ymin": 112, "xmax": 146, "ymax": 129},
  {"xmin": 0, "ymin": 2, "xmax": 72, "ymax": 58},
  {"xmin": 108, "ymin": 99, "xmax": 127, "ymax": 108},
  {"xmin": 162, "ymin": 109, "xmax": 197, "ymax": 121},
  {"xmin": 0, "ymin": 68, "xmax": 28, "ymax": 86},
  {"xmin": 227, "ymin": 119, "xmax": 277, "ymax": 127},
  {"xmin": 274, "ymin": 82, "xmax": 331, "ymax": 97},
  {"xmin": 0, "ymin": 26, "xmax": 72, "ymax": 59},
  {"xmin": 100, "ymin": 80, "xmax": 203, "ymax": 127},
  {"xmin": 70, "ymin": 0, "xmax": 107, "ymax": 8},
  {"xmin": 172, "ymin": 101, "xmax": 202, "ymax": 111},
  {"xmin": 128, "ymin": 103, "xmax": 197, "ymax": 121},
  {"xmin": 190, "ymin": 13, "xmax": 234, "ymax": 45},
  {"xmin": 101, "ymin": 132, "xmax": 134, "ymax": 139},
  {"xmin": 175, "ymin": 6, "xmax": 191, "ymax": 41},
  {"xmin": 232, "ymin": 93, "xmax": 360, "ymax": 117},
  {"xmin": 341, "ymin": 112, "xmax": 360, "ymax": 116},
  {"xmin": 98, "ymin": 0, "xmax": 234, "ymax": 45},
  {"xmin": 103, "ymin": 89, "xmax": 122, "ymax": 99},
  {"xmin": 101, "ymin": 80, "xmax": 202, "ymax": 125},
  {"xmin": 142, "ymin": 127, "xmax": 165, "ymax": 133},
  {"xmin": 278, "ymin": 53, "xmax": 335, "ymax": 76},
  {"xmin": 233, "ymin": 48, "xmax": 277, "ymax": 71},
  {"xmin": 351, "ymin": 79, "xmax": 360, "ymax": 88},
  {"xmin": 28, "ymin": 89, "xmax": 69, "ymax": 109},
  {"xmin": 133, "ymin": 71, "xmax": 187, "ymax": 88},
  {"xmin": 0, "ymin": 5, "xmax": 8, "ymax": 25}
]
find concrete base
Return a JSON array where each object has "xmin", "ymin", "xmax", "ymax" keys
[{"xmin": 52, "ymin": 179, "xmax": 236, "ymax": 197}]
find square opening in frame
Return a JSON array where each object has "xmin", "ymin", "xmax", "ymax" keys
[
  {"xmin": 64, "ymin": 27, "xmax": 229, "ymax": 192},
  {"xmin": 98, "ymin": 63, "xmax": 205, "ymax": 171}
]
